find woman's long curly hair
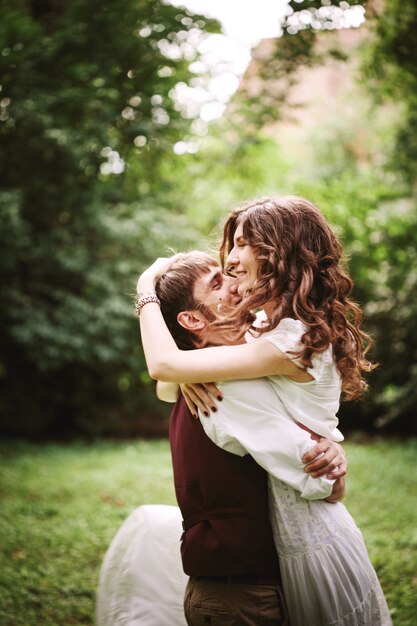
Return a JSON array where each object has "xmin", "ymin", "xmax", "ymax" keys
[{"xmin": 219, "ymin": 196, "xmax": 376, "ymax": 400}]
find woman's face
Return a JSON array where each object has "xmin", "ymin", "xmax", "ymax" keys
[{"xmin": 226, "ymin": 222, "xmax": 259, "ymax": 295}]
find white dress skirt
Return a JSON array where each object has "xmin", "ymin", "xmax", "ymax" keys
[
  {"xmin": 96, "ymin": 504, "xmax": 188, "ymax": 626},
  {"xmin": 268, "ymin": 477, "xmax": 392, "ymax": 626}
]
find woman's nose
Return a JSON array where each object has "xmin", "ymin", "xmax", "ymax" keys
[{"xmin": 226, "ymin": 248, "xmax": 239, "ymax": 268}]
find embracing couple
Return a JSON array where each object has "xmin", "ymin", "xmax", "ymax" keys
[{"xmin": 101, "ymin": 196, "xmax": 392, "ymax": 625}]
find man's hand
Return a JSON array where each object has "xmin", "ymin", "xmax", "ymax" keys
[
  {"xmin": 302, "ymin": 438, "xmax": 347, "ymax": 480},
  {"xmin": 325, "ymin": 477, "xmax": 345, "ymax": 503}
]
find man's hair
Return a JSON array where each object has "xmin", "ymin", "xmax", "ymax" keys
[{"xmin": 155, "ymin": 251, "xmax": 218, "ymax": 350}]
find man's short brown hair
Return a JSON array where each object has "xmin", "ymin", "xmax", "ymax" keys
[{"xmin": 155, "ymin": 252, "xmax": 218, "ymax": 350}]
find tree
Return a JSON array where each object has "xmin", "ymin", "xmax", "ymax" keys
[
  {"xmin": 231, "ymin": 0, "xmax": 367, "ymax": 132},
  {"xmin": 163, "ymin": 0, "xmax": 417, "ymax": 434},
  {"xmin": 362, "ymin": 0, "xmax": 417, "ymax": 185},
  {"xmin": 0, "ymin": 0, "xmax": 219, "ymax": 436}
]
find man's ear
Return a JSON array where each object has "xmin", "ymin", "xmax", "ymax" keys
[{"xmin": 177, "ymin": 310, "xmax": 207, "ymax": 332}]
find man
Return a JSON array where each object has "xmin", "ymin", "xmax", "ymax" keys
[{"xmin": 153, "ymin": 252, "xmax": 346, "ymax": 626}]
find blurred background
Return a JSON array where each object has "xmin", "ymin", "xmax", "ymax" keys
[{"xmin": 1, "ymin": 0, "xmax": 416, "ymax": 441}]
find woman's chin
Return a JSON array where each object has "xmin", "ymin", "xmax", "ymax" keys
[{"xmin": 237, "ymin": 283, "xmax": 253, "ymax": 298}]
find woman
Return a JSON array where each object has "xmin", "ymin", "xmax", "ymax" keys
[{"xmin": 136, "ymin": 196, "xmax": 392, "ymax": 626}]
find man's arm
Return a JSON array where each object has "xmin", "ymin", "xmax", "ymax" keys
[{"xmin": 156, "ymin": 381, "xmax": 179, "ymax": 403}]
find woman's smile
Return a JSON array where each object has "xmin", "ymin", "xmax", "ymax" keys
[{"xmin": 227, "ymin": 222, "xmax": 259, "ymax": 294}]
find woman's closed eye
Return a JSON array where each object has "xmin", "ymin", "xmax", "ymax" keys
[{"xmin": 234, "ymin": 237, "xmax": 247, "ymax": 248}]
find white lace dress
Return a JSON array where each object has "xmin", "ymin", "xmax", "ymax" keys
[
  {"xmin": 268, "ymin": 479, "xmax": 391, "ymax": 626},
  {"xmin": 199, "ymin": 317, "xmax": 392, "ymax": 626},
  {"xmin": 96, "ymin": 504, "xmax": 188, "ymax": 626},
  {"xmin": 258, "ymin": 319, "xmax": 391, "ymax": 625},
  {"xmin": 96, "ymin": 319, "xmax": 392, "ymax": 626}
]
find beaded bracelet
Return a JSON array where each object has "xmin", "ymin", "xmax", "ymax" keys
[
  {"xmin": 137, "ymin": 290, "xmax": 158, "ymax": 300},
  {"xmin": 135, "ymin": 293, "xmax": 161, "ymax": 317}
]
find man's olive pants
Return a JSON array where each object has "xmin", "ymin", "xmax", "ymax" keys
[{"xmin": 184, "ymin": 576, "xmax": 289, "ymax": 626}]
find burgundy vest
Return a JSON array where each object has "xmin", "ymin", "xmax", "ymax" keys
[{"xmin": 169, "ymin": 396, "xmax": 280, "ymax": 577}]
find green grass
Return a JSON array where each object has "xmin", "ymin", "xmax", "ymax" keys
[{"xmin": 0, "ymin": 438, "xmax": 416, "ymax": 625}]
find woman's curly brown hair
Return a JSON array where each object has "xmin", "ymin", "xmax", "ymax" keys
[{"xmin": 219, "ymin": 196, "xmax": 376, "ymax": 400}]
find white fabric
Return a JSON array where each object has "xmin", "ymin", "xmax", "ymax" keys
[
  {"xmin": 199, "ymin": 378, "xmax": 334, "ymax": 500},
  {"xmin": 96, "ymin": 504, "xmax": 188, "ymax": 626},
  {"xmin": 263, "ymin": 317, "xmax": 344, "ymax": 441},
  {"xmin": 197, "ymin": 317, "xmax": 392, "ymax": 626},
  {"xmin": 267, "ymin": 480, "xmax": 392, "ymax": 626},
  {"xmin": 96, "ymin": 318, "xmax": 391, "ymax": 626},
  {"xmin": 201, "ymin": 382, "xmax": 392, "ymax": 625}
]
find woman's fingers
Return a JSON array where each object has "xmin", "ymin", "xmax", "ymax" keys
[
  {"xmin": 302, "ymin": 440, "xmax": 347, "ymax": 479},
  {"xmin": 198, "ymin": 382, "xmax": 222, "ymax": 403},
  {"xmin": 180, "ymin": 383, "xmax": 221, "ymax": 418},
  {"xmin": 181, "ymin": 385, "xmax": 202, "ymax": 418},
  {"xmin": 182, "ymin": 389, "xmax": 199, "ymax": 419}
]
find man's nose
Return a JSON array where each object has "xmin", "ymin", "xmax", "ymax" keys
[
  {"xmin": 228, "ymin": 280, "xmax": 241, "ymax": 303},
  {"xmin": 223, "ymin": 272, "xmax": 236, "ymax": 289}
]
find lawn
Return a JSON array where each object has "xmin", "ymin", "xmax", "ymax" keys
[{"xmin": 0, "ymin": 437, "xmax": 416, "ymax": 625}]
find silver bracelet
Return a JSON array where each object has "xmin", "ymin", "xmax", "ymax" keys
[{"xmin": 135, "ymin": 293, "xmax": 161, "ymax": 317}]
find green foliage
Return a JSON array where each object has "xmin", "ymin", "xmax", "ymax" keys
[
  {"xmin": 0, "ymin": 1, "xmax": 219, "ymax": 435},
  {"xmin": 234, "ymin": 0, "xmax": 367, "ymax": 131},
  {"xmin": 2, "ymin": 0, "xmax": 417, "ymax": 437},
  {"xmin": 1, "ymin": 438, "xmax": 416, "ymax": 624},
  {"xmin": 279, "ymin": 1, "xmax": 417, "ymax": 185},
  {"xmin": 187, "ymin": 0, "xmax": 417, "ymax": 434},
  {"xmin": 163, "ymin": 73, "xmax": 417, "ymax": 433},
  {"xmin": 235, "ymin": 29, "xmax": 318, "ymax": 130},
  {"xmin": 362, "ymin": 0, "xmax": 417, "ymax": 184}
]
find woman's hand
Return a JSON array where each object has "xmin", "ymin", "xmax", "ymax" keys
[
  {"xmin": 302, "ymin": 439, "xmax": 347, "ymax": 480},
  {"xmin": 136, "ymin": 254, "xmax": 183, "ymax": 294},
  {"xmin": 180, "ymin": 383, "xmax": 223, "ymax": 418}
]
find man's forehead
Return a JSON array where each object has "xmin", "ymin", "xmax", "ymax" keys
[{"xmin": 193, "ymin": 264, "xmax": 221, "ymax": 292}]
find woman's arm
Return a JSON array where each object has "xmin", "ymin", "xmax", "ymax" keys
[
  {"xmin": 138, "ymin": 268, "xmax": 304, "ymax": 383},
  {"xmin": 140, "ymin": 302, "xmax": 301, "ymax": 382}
]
